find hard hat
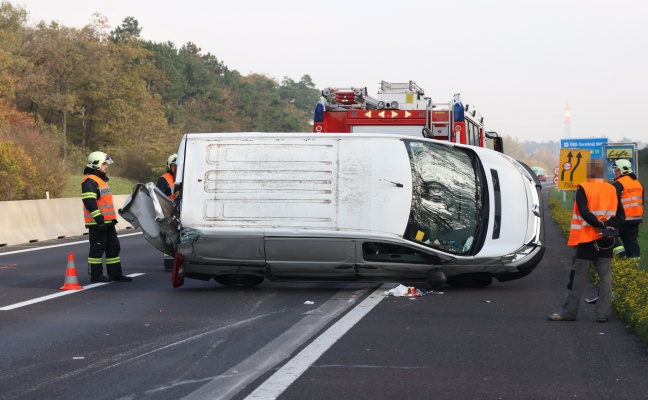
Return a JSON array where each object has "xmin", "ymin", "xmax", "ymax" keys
[
  {"xmin": 87, "ymin": 151, "xmax": 113, "ymax": 170},
  {"xmin": 167, "ymin": 154, "xmax": 178, "ymax": 169},
  {"xmin": 612, "ymin": 159, "xmax": 632, "ymax": 174}
]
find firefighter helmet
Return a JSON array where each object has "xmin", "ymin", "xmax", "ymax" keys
[
  {"xmin": 167, "ymin": 154, "xmax": 178, "ymax": 170},
  {"xmin": 87, "ymin": 151, "xmax": 113, "ymax": 170},
  {"xmin": 612, "ymin": 159, "xmax": 632, "ymax": 175}
]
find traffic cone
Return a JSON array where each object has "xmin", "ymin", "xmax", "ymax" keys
[{"xmin": 60, "ymin": 252, "xmax": 83, "ymax": 290}]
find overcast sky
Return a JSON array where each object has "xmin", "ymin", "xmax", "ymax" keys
[{"xmin": 15, "ymin": 0, "xmax": 648, "ymax": 143}]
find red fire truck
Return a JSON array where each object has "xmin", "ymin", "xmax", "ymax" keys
[{"xmin": 313, "ymin": 80, "xmax": 503, "ymax": 152}]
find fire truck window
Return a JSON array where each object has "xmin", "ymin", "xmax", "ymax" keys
[{"xmin": 467, "ymin": 122, "xmax": 474, "ymax": 145}]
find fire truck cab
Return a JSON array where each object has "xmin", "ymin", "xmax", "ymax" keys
[{"xmin": 313, "ymin": 80, "xmax": 503, "ymax": 153}]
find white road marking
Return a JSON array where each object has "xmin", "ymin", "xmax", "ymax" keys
[
  {"xmin": 0, "ymin": 273, "xmax": 145, "ymax": 311},
  {"xmin": 176, "ymin": 285, "xmax": 389, "ymax": 400},
  {"xmin": 244, "ymin": 286, "xmax": 387, "ymax": 399}
]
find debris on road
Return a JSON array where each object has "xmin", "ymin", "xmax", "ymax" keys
[{"xmin": 385, "ymin": 284, "xmax": 444, "ymax": 297}]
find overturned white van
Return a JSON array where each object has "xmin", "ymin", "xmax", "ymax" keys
[{"xmin": 119, "ymin": 132, "xmax": 545, "ymax": 288}]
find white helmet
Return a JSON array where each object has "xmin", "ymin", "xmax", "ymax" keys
[
  {"xmin": 612, "ymin": 159, "xmax": 632, "ymax": 175},
  {"xmin": 87, "ymin": 151, "xmax": 113, "ymax": 170},
  {"xmin": 167, "ymin": 154, "xmax": 178, "ymax": 170}
]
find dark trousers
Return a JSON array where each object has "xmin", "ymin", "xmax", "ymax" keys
[
  {"xmin": 619, "ymin": 224, "xmax": 641, "ymax": 258},
  {"xmin": 87, "ymin": 224, "xmax": 123, "ymax": 278}
]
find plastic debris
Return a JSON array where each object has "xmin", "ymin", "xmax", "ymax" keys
[
  {"xmin": 385, "ymin": 284, "xmax": 431, "ymax": 297},
  {"xmin": 304, "ymin": 301, "xmax": 315, "ymax": 305}
]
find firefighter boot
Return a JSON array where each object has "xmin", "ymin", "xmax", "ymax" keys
[
  {"xmin": 89, "ymin": 263, "xmax": 110, "ymax": 283},
  {"xmin": 164, "ymin": 254, "xmax": 174, "ymax": 272},
  {"xmin": 107, "ymin": 262, "xmax": 132, "ymax": 282}
]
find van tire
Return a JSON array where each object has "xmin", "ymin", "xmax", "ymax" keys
[{"xmin": 214, "ymin": 275, "xmax": 264, "ymax": 287}]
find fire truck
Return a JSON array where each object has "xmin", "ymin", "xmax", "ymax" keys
[{"xmin": 313, "ymin": 80, "xmax": 503, "ymax": 153}]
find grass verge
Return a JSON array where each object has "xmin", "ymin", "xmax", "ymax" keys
[{"xmin": 59, "ymin": 175, "xmax": 139, "ymax": 198}]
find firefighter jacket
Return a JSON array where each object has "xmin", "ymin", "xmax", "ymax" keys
[
  {"xmin": 82, "ymin": 174, "xmax": 117, "ymax": 227},
  {"xmin": 567, "ymin": 181, "xmax": 619, "ymax": 247},
  {"xmin": 157, "ymin": 172, "xmax": 175, "ymax": 200},
  {"xmin": 615, "ymin": 174, "xmax": 644, "ymax": 223}
]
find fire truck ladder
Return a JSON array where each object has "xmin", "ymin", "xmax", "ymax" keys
[{"xmin": 423, "ymin": 97, "xmax": 456, "ymax": 141}]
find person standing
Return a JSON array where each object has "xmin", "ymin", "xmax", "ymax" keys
[
  {"xmin": 611, "ymin": 159, "xmax": 644, "ymax": 262},
  {"xmin": 548, "ymin": 159, "xmax": 624, "ymax": 322},
  {"xmin": 82, "ymin": 151, "xmax": 132, "ymax": 283},
  {"xmin": 156, "ymin": 154, "xmax": 177, "ymax": 200},
  {"xmin": 156, "ymin": 154, "xmax": 177, "ymax": 271}
]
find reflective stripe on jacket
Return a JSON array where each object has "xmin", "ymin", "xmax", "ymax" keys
[
  {"xmin": 617, "ymin": 175, "xmax": 644, "ymax": 222},
  {"xmin": 567, "ymin": 181, "xmax": 618, "ymax": 246},
  {"xmin": 162, "ymin": 172, "xmax": 175, "ymax": 200},
  {"xmin": 82, "ymin": 175, "xmax": 116, "ymax": 224}
]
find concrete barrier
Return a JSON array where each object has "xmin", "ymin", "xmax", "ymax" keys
[{"xmin": 0, "ymin": 195, "xmax": 133, "ymax": 247}]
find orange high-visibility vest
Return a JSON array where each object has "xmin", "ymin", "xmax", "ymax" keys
[
  {"xmin": 82, "ymin": 175, "xmax": 116, "ymax": 225},
  {"xmin": 162, "ymin": 172, "xmax": 175, "ymax": 200},
  {"xmin": 567, "ymin": 181, "xmax": 618, "ymax": 246},
  {"xmin": 617, "ymin": 175, "xmax": 644, "ymax": 222}
]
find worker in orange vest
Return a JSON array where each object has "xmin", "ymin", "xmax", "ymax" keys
[
  {"xmin": 548, "ymin": 159, "xmax": 624, "ymax": 323},
  {"xmin": 156, "ymin": 154, "xmax": 177, "ymax": 200},
  {"xmin": 611, "ymin": 159, "xmax": 644, "ymax": 261},
  {"xmin": 82, "ymin": 151, "xmax": 132, "ymax": 283},
  {"xmin": 156, "ymin": 154, "xmax": 177, "ymax": 271}
]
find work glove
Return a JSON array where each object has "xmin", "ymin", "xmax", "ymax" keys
[{"xmin": 95, "ymin": 215, "xmax": 106, "ymax": 232}]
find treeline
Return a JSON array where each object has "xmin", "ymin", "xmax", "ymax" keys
[{"xmin": 0, "ymin": 2, "xmax": 320, "ymax": 200}]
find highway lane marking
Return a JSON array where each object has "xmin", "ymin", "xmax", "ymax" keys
[
  {"xmin": 0, "ymin": 232, "xmax": 142, "ymax": 256},
  {"xmin": 176, "ymin": 284, "xmax": 389, "ymax": 400},
  {"xmin": 0, "ymin": 273, "xmax": 145, "ymax": 311},
  {"xmin": 243, "ymin": 285, "xmax": 387, "ymax": 399}
]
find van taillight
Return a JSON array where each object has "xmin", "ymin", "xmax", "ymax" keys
[{"xmin": 171, "ymin": 253, "xmax": 185, "ymax": 288}]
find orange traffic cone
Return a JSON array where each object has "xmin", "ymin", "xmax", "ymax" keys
[{"xmin": 60, "ymin": 252, "xmax": 83, "ymax": 290}]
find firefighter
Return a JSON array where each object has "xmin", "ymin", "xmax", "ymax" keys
[
  {"xmin": 548, "ymin": 159, "xmax": 624, "ymax": 322},
  {"xmin": 611, "ymin": 159, "xmax": 644, "ymax": 261},
  {"xmin": 156, "ymin": 154, "xmax": 177, "ymax": 271},
  {"xmin": 156, "ymin": 154, "xmax": 177, "ymax": 200},
  {"xmin": 82, "ymin": 151, "xmax": 132, "ymax": 282}
]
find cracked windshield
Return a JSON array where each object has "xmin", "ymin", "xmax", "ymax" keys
[{"xmin": 405, "ymin": 140, "xmax": 483, "ymax": 255}]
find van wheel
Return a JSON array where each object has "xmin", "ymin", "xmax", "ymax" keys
[
  {"xmin": 446, "ymin": 273, "xmax": 493, "ymax": 287},
  {"xmin": 214, "ymin": 275, "xmax": 264, "ymax": 287}
]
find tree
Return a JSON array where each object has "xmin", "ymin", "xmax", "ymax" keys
[
  {"xmin": 110, "ymin": 16, "xmax": 141, "ymax": 43},
  {"xmin": 278, "ymin": 74, "xmax": 320, "ymax": 129},
  {"xmin": 0, "ymin": 1, "xmax": 28, "ymax": 106},
  {"xmin": 503, "ymin": 135, "xmax": 527, "ymax": 161}
]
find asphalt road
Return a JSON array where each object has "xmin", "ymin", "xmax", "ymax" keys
[{"xmin": 1, "ymin": 183, "xmax": 648, "ymax": 400}]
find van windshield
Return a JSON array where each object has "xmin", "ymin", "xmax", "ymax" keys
[{"xmin": 403, "ymin": 140, "xmax": 484, "ymax": 255}]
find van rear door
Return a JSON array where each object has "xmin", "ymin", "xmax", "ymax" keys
[{"xmin": 118, "ymin": 183, "xmax": 179, "ymax": 255}]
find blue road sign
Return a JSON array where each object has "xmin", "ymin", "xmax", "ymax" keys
[{"xmin": 561, "ymin": 138, "xmax": 608, "ymax": 159}]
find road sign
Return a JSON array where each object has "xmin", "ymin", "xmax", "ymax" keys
[
  {"xmin": 552, "ymin": 176, "xmax": 558, "ymax": 185},
  {"xmin": 553, "ymin": 166, "xmax": 559, "ymax": 176},
  {"xmin": 561, "ymin": 138, "xmax": 608, "ymax": 159},
  {"xmin": 603, "ymin": 142, "xmax": 638, "ymax": 181},
  {"xmin": 558, "ymin": 148, "xmax": 590, "ymax": 190}
]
